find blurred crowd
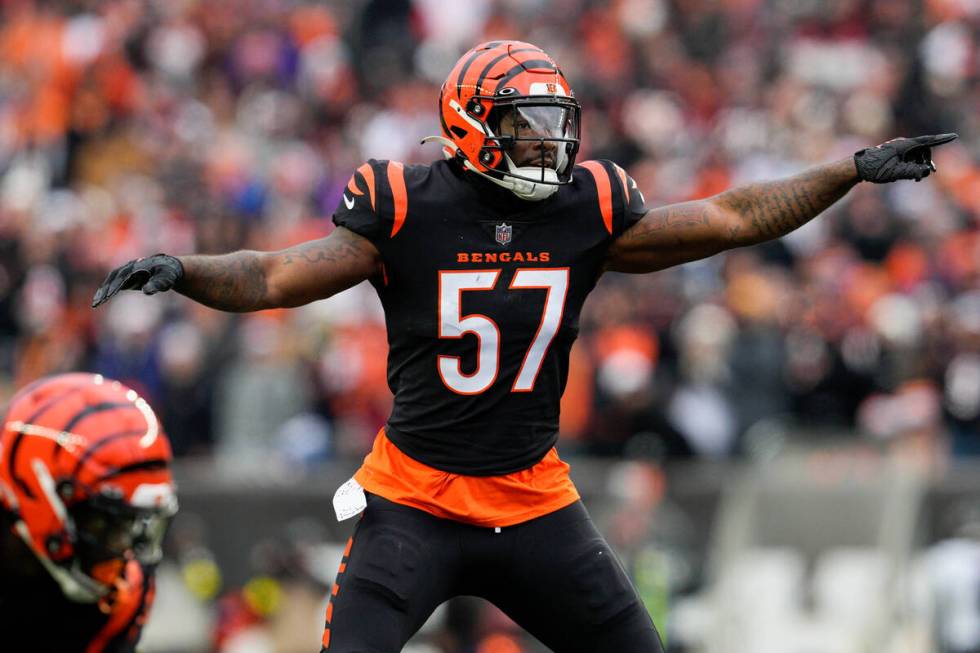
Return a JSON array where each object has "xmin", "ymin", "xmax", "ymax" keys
[
  {"xmin": 2, "ymin": 1, "xmax": 978, "ymax": 652},
  {"xmin": 0, "ymin": 0, "xmax": 978, "ymax": 473}
]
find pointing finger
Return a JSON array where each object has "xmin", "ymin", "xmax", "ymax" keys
[
  {"xmin": 92, "ymin": 268, "xmax": 120, "ymax": 307},
  {"xmin": 101, "ymin": 262, "xmax": 143, "ymax": 304},
  {"xmin": 912, "ymin": 133, "xmax": 958, "ymax": 147}
]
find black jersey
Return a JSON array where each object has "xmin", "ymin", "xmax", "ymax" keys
[{"xmin": 333, "ymin": 158, "xmax": 646, "ymax": 475}]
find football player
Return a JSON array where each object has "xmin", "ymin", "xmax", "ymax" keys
[
  {"xmin": 91, "ymin": 41, "xmax": 955, "ymax": 652},
  {"xmin": 0, "ymin": 373, "xmax": 178, "ymax": 652}
]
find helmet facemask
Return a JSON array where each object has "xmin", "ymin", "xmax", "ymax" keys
[
  {"xmin": 72, "ymin": 492, "xmax": 176, "ymax": 572},
  {"xmin": 479, "ymin": 95, "xmax": 581, "ymax": 201}
]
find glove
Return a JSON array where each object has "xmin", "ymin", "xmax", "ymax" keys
[
  {"xmin": 91, "ymin": 254, "xmax": 184, "ymax": 308},
  {"xmin": 854, "ymin": 133, "xmax": 957, "ymax": 183}
]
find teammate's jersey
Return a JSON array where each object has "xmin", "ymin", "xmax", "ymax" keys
[
  {"xmin": 0, "ymin": 510, "xmax": 155, "ymax": 652},
  {"xmin": 333, "ymin": 158, "xmax": 646, "ymax": 477}
]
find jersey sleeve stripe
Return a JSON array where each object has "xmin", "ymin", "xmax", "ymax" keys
[
  {"xmin": 613, "ymin": 163, "xmax": 629, "ymax": 199},
  {"xmin": 387, "ymin": 161, "xmax": 408, "ymax": 237},
  {"xmin": 579, "ymin": 161, "xmax": 613, "ymax": 234},
  {"xmin": 346, "ymin": 175, "xmax": 363, "ymax": 196},
  {"xmin": 356, "ymin": 163, "xmax": 376, "ymax": 211}
]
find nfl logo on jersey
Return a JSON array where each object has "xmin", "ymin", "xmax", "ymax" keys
[{"xmin": 495, "ymin": 223, "xmax": 513, "ymax": 246}]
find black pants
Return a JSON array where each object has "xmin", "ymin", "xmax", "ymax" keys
[{"xmin": 322, "ymin": 494, "xmax": 665, "ymax": 652}]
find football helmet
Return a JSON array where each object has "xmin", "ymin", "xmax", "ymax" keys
[
  {"xmin": 0, "ymin": 373, "xmax": 177, "ymax": 603},
  {"xmin": 424, "ymin": 40, "xmax": 581, "ymax": 201}
]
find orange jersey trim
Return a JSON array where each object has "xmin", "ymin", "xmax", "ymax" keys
[
  {"xmin": 353, "ymin": 430, "xmax": 580, "ymax": 527},
  {"xmin": 356, "ymin": 163, "xmax": 376, "ymax": 211},
  {"xmin": 387, "ymin": 161, "xmax": 408, "ymax": 237},
  {"xmin": 346, "ymin": 176, "xmax": 362, "ymax": 195},
  {"xmin": 579, "ymin": 161, "xmax": 613, "ymax": 234}
]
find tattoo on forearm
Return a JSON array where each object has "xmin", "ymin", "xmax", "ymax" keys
[
  {"xmin": 177, "ymin": 252, "xmax": 269, "ymax": 312},
  {"xmin": 716, "ymin": 158, "xmax": 858, "ymax": 245},
  {"xmin": 622, "ymin": 203, "xmax": 712, "ymax": 245},
  {"xmin": 608, "ymin": 159, "xmax": 859, "ymax": 273},
  {"xmin": 279, "ymin": 231, "xmax": 371, "ymax": 268},
  {"xmin": 175, "ymin": 229, "xmax": 378, "ymax": 312}
]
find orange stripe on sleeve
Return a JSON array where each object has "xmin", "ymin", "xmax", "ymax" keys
[
  {"xmin": 388, "ymin": 161, "xmax": 408, "ymax": 237},
  {"xmin": 613, "ymin": 163, "xmax": 629, "ymax": 199},
  {"xmin": 346, "ymin": 176, "xmax": 363, "ymax": 195},
  {"xmin": 579, "ymin": 161, "xmax": 613, "ymax": 234},
  {"xmin": 356, "ymin": 163, "xmax": 376, "ymax": 211}
]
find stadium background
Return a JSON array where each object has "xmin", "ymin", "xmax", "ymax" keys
[{"xmin": 0, "ymin": 0, "xmax": 978, "ymax": 651}]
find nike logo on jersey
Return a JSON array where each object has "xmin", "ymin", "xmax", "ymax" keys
[{"xmin": 343, "ymin": 194, "xmax": 355, "ymax": 210}]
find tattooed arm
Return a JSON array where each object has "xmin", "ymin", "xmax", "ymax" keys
[
  {"xmin": 176, "ymin": 227, "xmax": 381, "ymax": 311},
  {"xmin": 605, "ymin": 158, "xmax": 859, "ymax": 273}
]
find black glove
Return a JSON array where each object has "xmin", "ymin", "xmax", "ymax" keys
[
  {"xmin": 854, "ymin": 133, "xmax": 958, "ymax": 183},
  {"xmin": 91, "ymin": 254, "xmax": 184, "ymax": 308}
]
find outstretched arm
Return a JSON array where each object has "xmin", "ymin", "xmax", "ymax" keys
[
  {"xmin": 605, "ymin": 134, "xmax": 956, "ymax": 274},
  {"xmin": 606, "ymin": 158, "xmax": 858, "ymax": 273},
  {"xmin": 92, "ymin": 226, "xmax": 381, "ymax": 311}
]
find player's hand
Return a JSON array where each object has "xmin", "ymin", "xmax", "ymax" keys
[
  {"xmin": 854, "ymin": 133, "xmax": 958, "ymax": 183},
  {"xmin": 91, "ymin": 254, "xmax": 184, "ymax": 308}
]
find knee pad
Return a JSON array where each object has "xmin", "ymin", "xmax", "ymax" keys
[{"xmin": 352, "ymin": 527, "xmax": 423, "ymax": 610}]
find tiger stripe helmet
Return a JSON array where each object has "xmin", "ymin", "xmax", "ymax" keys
[
  {"xmin": 429, "ymin": 40, "xmax": 581, "ymax": 201},
  {"xmin": 0, "ymin": 373, "xmax": 177, "ymax": 602}
]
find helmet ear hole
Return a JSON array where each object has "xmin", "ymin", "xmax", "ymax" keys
[
  {"xmin": 46, "ymin": 532, "xmax": 70, "ymax": 560},
  {"xmin": 57, "ymin": 480, "xmax": 74, "ymax": 502}
]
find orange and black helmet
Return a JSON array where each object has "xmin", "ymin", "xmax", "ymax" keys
[
  {"xmin": 428, "ymin": 40, "xmax": 581, "ymax": 201},
  {"xmin": 0, "ymin": 373, "xmax": 177, "ymax": 602}
]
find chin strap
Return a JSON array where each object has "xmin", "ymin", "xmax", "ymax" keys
[
  {"xmin": 421, "ymin": 136, "xmax": 559, "ymax": 201},
  {"xmin": 502, "ymin": 154, "xmax": 561, "ymax": 201}
]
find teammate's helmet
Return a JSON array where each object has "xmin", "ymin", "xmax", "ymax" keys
[
  {"xmin": 427, "ymin": 40, "xmax": 581, "ymax": 201},
  {"xmin": 0, "ymin": 373, "xmax": 177, "ymax": 602}
]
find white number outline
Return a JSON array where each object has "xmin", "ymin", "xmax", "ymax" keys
[
  {"xmin": 509, "ymin": 268, "xmax": 570, "ymax": 392},
  {"xmin": 437, "ymin": 270, "xmax": 501, "ymax": 395},
  {"xmin": 437, "ymin": 268, "xmax": 570, "ymax": 395}
]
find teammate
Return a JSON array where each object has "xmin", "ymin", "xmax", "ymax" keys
[
  {"xmin": 0, "ymin": 373, "xmax": 178, "ymax": 652},
  {"xmin": 91, "ymin": 41, "xmax": 955, "ymax": 652}
]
